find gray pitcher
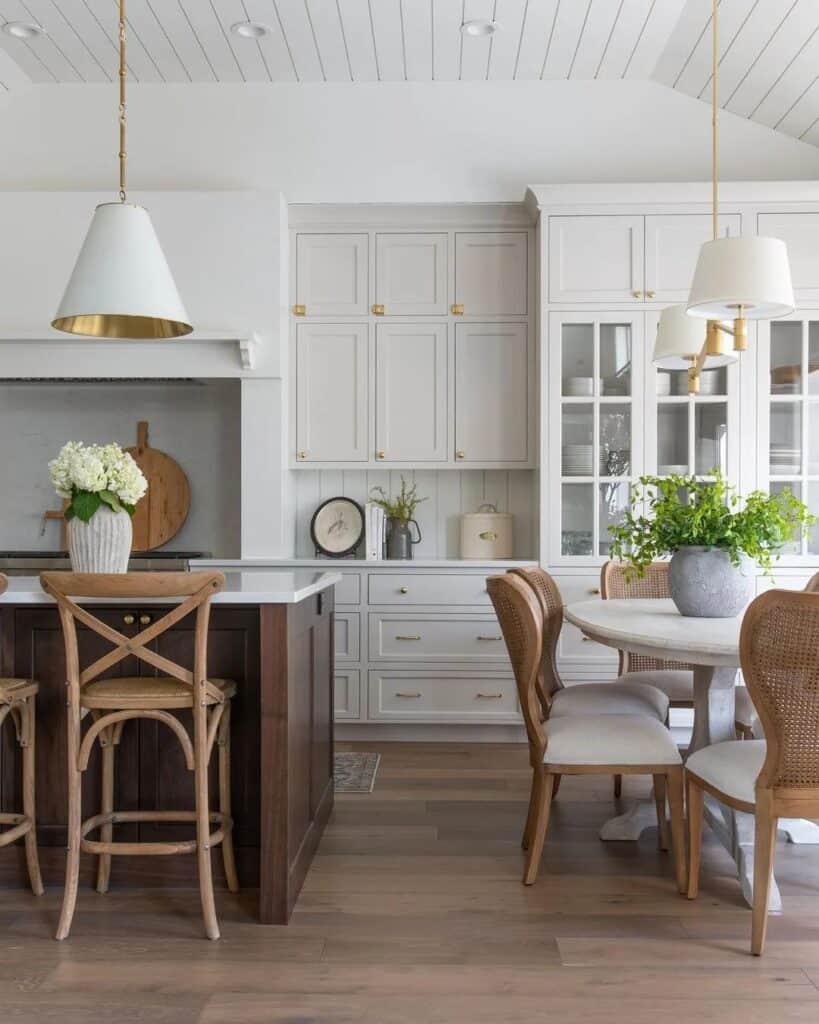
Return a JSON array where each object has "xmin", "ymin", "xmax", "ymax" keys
[{"xmin": 386, "ymin": 518, "xmax": 422, "ymax": 560}]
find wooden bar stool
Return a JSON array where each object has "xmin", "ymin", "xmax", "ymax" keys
[
  {"xmin": 40, "ymin": 571, "xmax": 239, "ymax": 941},
  {"xmin": 0, "ymin": 575, "xmax": 43, "ymax": 896}
]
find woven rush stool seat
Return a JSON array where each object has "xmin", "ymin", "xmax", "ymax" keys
[{"xmin": 41, "ymin": 570, "xmax": 239, "ymax": 942}]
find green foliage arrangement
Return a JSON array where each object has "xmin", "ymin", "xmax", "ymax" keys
[
  {"xmin": 369, "ymin": 476, "xmax": 427, "ymax": 523},
  {"xmin": 608, "ymin": 470, "xmax": 814, "ymax": 578}
]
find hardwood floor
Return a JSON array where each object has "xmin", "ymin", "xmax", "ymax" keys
[{"xmin": 1, "ymin": 741, "xmax": 818, "ymax": 1022}]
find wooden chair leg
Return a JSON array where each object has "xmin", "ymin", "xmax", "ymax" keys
[
  {"xmin": 96, "ymin": 730, "xmax": 115, "ymax": 894},
  {"xmin": 218, "ymin": 703, "xmax": 239, "ymax": 894},
  {"xmin": 195, "ymin": 706, "xmax": 220, "ymax": 941},
  {"xmin": 56, "ymin": 704, "xmax": 82, "ymax": 941},
  {"xmin": 521, "ymin": 767, "xmax": 540, "ymax": 851},
  {"xmin": 613, "ymin": 774, "xmax": 622, "ymax": 799},
  {"xmin": 21, "ymin": 698, "xmax": 43, "ymax": 897},
  {"xmin": 686, "ymin": 773, "xmax": 704, "ymax": 900},
  {"xmin": 653, "ymin": 774, "xmax": 670, "ymax": 851},
  {"xmin": 523, "ymin": 770, "xmax": 554, "ymax": 886},
  {"xmin": 666, "ymin": 767, "xmax": 687, "ymax": 895},
  {"xmin": 751, "ymin": 794, "xmax": 778, "ymax": 956}
]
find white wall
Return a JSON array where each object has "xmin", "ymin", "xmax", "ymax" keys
[
  {"xmin": 1, "ymin": 80, "xmax": 818, "ymax": 201},
  {"xmin": 0, "ymin": 381, "xmax": 241, "ymax": 556}
]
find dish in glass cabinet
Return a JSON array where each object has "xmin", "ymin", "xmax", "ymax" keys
[{"xmin": 310, "ymin": 497, "xmax": 365, "ymax": 558}]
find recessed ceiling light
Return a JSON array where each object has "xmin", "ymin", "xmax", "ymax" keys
[
  {"xmin": 460, "ymin": 19, "xmax": 499, "ymax": 37},
  {"xmin": 2, "ymin": 20, "xmax": 46, "ymax": 40},
  {"xmin": 230, "ymin": 21, "xmax": 269, "ymax": 39}
]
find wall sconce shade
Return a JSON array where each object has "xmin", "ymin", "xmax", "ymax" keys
[{"xmin": 686, "ymin": 236, "xmax": 794, "ymax": 321}]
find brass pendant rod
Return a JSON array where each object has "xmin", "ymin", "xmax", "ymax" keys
[{"xmin": 119, "ymin": 0, "xmax": 127, "ymax": 203}]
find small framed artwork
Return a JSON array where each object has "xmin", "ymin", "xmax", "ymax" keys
[{"xmin": 310, "ymin": 497, "xmax": 365, "ymax": 558}]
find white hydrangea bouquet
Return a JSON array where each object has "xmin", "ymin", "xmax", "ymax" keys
[{"xmin": 49, "ymin": 441, "xmax": 148, "ymax": 523}]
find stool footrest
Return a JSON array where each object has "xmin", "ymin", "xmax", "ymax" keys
[
  {"xmin": 80, "ymin": 810, "xmax": 232, "ymax": 857},
  {"xmin": 0, "ymin": 813, "xmax": 33, "ymax": 847}
]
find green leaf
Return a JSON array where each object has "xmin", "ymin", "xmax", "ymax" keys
[
  {"xmin": 70, "ymin": 490, "xmax": 102, "ymax": 523},
  {"xmin": 122, "ymin": 502, "xmax": 136, "ymax": 517},
  {"xmin": 99, "ymin": 489, "xmax": 122, "ymax": 514}
]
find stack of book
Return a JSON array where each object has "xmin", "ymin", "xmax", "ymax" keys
[{"xmin": 365, "ymin": 503, "xmax": 386, "ymax": 560}]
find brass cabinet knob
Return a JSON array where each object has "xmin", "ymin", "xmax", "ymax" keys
[
  {"xmin": 372, "ymin": 304, "xmax": 385, "ymax": 315},
  {"xmin": 123, "ymin": 614, "xmax": 135, "ymax": 625},
  {"xmin": 292, "ymin": 304, "xmax": 306, "ymax": 316},
  {"xmin": 632, "ymin": 290, "xmax": 642, "ymax": 299},
  {"xmin": 376, "ymin": 450, "xmax": 386, "ymax": 460},
  {"xmin": 399, "ymin": 586, "xmax": 409, "ymax": 594},
  {"xmin": 589, "ymin": 587, "xmax": 600, "ymax": 595},
  {"xmin": 139, "ymin": 614, "xmax": 152, "ymax": 626},
  {"xmin": 455, "ymin": 449, "xmax": 465, "ymax": 460},
  {"xmin": 451, "ymin": 303, "xmax": 464, "ymax": 315},
  {"xmin": 645, "ymin": 290, "xmax": 656, "ymax": 299},
  {"xmin": 297, "ymin": 450, "xmax": 308, "ymax": 460}
]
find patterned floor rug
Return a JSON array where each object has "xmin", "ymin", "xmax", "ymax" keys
[{"xmin": 334, "ymin": 752, "xmax": 381, "ymax": 793}]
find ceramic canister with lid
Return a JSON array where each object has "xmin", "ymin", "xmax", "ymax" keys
[{"xmin": 460, "ymin": 504, "xmax": 514, "ymax": 560}]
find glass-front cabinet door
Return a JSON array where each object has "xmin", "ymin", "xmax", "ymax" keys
[
  {"xmin": 644, "ymin": 311, "xmax": 740, "ymax": 484},
  {"xmin": 549, "ymin": 312, "xmax": 644, "ymax": 564},
  {"xmin": 758, "ymin": 315, "xmax": 819, "ymax": 562}
]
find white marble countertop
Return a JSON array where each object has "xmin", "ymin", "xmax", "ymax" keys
[
  {"xmin": 0, "ymin": 571, "xmax": 341, "ymax": 606},
  {"xmin": 564, "ymin": 598, "xmax": 743, "ymax": 667}
]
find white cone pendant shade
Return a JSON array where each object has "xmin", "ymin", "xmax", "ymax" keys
[
  {"xmin": 686, "ymin": 236, "xmax": 794, "ymax": 321},
  {"xmin": 52, "ymin": 203, "xmax": 192, "ymax": 339},
  {"xmin": 653, "ymin": 304, "xmax": 736, "ymax": 369}
]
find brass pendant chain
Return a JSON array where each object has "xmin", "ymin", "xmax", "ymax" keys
[
  {"xmin": 712, "ymin": 0, "xmax": 718, "ymax": 241},
  {"xmin": 119, "ymin": 0, "xmax": 127, "ymax": 203}
]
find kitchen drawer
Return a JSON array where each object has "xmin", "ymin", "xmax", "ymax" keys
[
  {"xmin": 335, "ymin": 613, "xmax": 360, "ymax": 661},
  {"xmin": 368, "ymin": 670, "xmax": 519, "ymax": 722},
  {"xmin": 368, "ymin": 572, "xmax": 492, "ymax": 607},
  {"xmin": 369, "ymin": 613, "xmax": 507, "ymax": 661},
  {"xmin": 550, "ymin": 575, "xmax": 618, "ymax": 668},
  {"xmin": 335, "ymin": 573, "xmax": 361, "ymax": 606},
  {"xmin": 334, "ymin": 669, "xmax": 361, "ymax": 720}
]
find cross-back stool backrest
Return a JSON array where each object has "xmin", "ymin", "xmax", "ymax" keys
[
  {"xmin": 40, "ymin": 571, "xmax": 225, "ymax": 702},
  {"xmin": 487, "ymin": 573, "xmax": 545, "ymax": 761},
  {"xmin": 509, "ymin": 567, "xmax": 565, "ymax": 705},
  {"xmin": 741, "ymin": 589, "xmax": 819, "ymax": 791}
]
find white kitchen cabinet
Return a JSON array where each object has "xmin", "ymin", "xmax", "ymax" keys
[
  {"xmin": 295, "ymin": 233, "xmax": 368, "ymax": 316},
  {"xmin": 334, "ymin": 670, "xmax": 361, "ymax": 720},
  {"xmin": 549, "ymin": 215, "xmax": 644, "ymax": 303},
  {"xmin": 295, "ymin": 323, "xmax": 368, "ymax": 463},
  {"xmin": 375, "ymin": 323, "xmax": 447, "ymax": 462},
  {"xmin": 454, "ymin": 232, "xmax": 527, "ymax": 316},
  {"xmin": 375, "ymin": 233, "xmax": 448, "ymax": 315},
  {"xmin": 368, "ymin": 670, "xmax": 519, "ymax": 723},
  {"xmin": 454, "ymin": 323, "xmax": 528, "ymax": 463},
  {"xmin": 758, "ymin": 213, "xmax": 819, "ymax": 302},
  {"xmin": 644, "ymin": 214, "xmax": 741, "ymax": 302}
]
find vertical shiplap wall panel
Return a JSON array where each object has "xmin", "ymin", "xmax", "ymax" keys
[{"xmin": 293, "ymin": 469, "xmax": 537, "ymax": 558}]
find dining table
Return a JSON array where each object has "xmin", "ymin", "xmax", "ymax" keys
[{"xmin": 564, "ymin": 597, "xmax": 819, "ymax": 912}]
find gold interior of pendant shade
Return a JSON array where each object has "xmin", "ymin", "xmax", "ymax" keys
[{"xmin": 51, "ymin": 314, "xmax": 193, "ymax": 340}]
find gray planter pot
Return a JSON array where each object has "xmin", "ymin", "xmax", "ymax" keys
[{"xmin": 668, "ymin": 546, "xmax": 754, "ymax": 618}]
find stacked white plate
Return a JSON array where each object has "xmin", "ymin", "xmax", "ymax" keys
[
  {"xmin": 562, "ymin": 444, "xmax": 593, "ymax": 475},
  {"xmin": 564, "ymin": 377, "xmax": 594, "ymax": 397},
  {"xmin": 770, "ymin": 444, "xmax": 801, "ymax": 474},
  {"xmin": 659, "ymin": 463, "xmax": 689, "ymax": 476}
]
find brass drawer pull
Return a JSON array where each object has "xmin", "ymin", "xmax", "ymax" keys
[
  {"xmin": 477, "ymin": 635, "xmax": 502, "ymax": 642},
  {"xmin": 293, "ymin": 304, "xmax": 306, "ymax": 316},
  {"xmin": 376, "ymin": 450, "xmax": 386, "ymax": 460},
  {"xmin": 451, "ymin": 303, "xmax": 464, "ymax": 315},
  {"xmin": 395, "ymin": 634, "xmax": 421, "ymax": 641},
  {"xmin": 372, "ymin": 304, "xmax": 385, "ymax": 315},
  {"xmin": 476, "ymin": 692, "xmax": 503, "ymax": 699},
  {"xmin": 123, "ymin": 614, "xmax": 135, "ymax": 625},
  {"xmin": 589, "ymin": 587, "xmax": 600, "ymax": 595},
  {"xmin": 139, "ymin": 614, "xmax": 152, "ymax": 626},
  {"xmin": 396, "ymin": 691, "xmax": 422, "ymax": 699}
]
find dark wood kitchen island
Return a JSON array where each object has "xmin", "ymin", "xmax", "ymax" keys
[{"xmin": 0, "ymin": 570, "xmax": 339, "ymax": 924}]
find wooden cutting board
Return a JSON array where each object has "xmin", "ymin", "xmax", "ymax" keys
[{"xmin": 125, "ymin": 421, "xmax": 190, "ymax": 552}]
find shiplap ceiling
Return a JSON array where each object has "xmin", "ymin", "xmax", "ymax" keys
[{"xmin": 0, "ymin": 1, "xmax": 819, "ymax": 147}]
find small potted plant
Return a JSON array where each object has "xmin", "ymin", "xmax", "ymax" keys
[
  {"xmin": 49, "ymin": 441, "xmax": 148, "ymax": 573},
  {"xmin": 369, "ymin": 477, "xmax": 426, "ymax": 560},
  {"xmin": 608, "ymin": 470, "xmax": 814, "ymax": 617}
]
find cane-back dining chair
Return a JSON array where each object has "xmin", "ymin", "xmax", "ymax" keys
[
  {"xmin": 686, "ymin": 589, "xmax": 819, "ymax": 955},
  {"xmin": 41, "ymin": 571, "xmax": 238, "ymax": 941},
  {"xmin": 487, "ymin": 572, "xmax": 685, "ymax": 891}
]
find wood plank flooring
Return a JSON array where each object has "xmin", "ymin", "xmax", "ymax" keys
[{"xmin": 1, "ymin": 741, "xmax": 818, "ymax": 1022}]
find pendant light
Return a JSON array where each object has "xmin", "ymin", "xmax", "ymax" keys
[
  {"xmin": 684, "ymin": 0, "xmax": 793, "ymax": 385},
  {"xmin": 654, "ymin": 304, "xmax": 736, "ymax": 393},
  {"xmin": 52, "ymin": 0, "xmax": 191, "ymax": 340}
]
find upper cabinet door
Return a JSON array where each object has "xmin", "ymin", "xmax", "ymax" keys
[
  {"xmin": 375, "ymin": 233, "xmax": 448, "ymax": 315},
  {"xmin": 549, "ymin": 216, "xmax": 644, "ymax": 303},
  {"xmin": 644, "ymin": 214, "xmax": 741, "ymax": 302},
  {"xmin": 758, "ymin": 213, "xmax": 819, "ymax": 302},
  {"xmin": 454, "ymin": 232, "xmax": 528, "ymax": 316},
  {"xmin": 295, "ymin": 234, "xmax": 368, "ymax": 316},
  {"xmin": 296, "ymin": 324, "xmax": 368, "ymax": 462},
  {"xmin": 454, "ymin": 323, "xmax": 528, "ymax": 463},
  {"xmin": 375, "ymin": 323, "xmax": 447, "ymax": 462}
]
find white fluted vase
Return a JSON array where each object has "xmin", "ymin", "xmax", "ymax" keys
[{"xmin": 67, "ymin": 505, "xmax": 132, "ymax": 573}]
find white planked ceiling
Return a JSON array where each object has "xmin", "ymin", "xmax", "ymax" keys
[{"xmin": 0, "ymin": 2, "xmax": 818, "ymax": 147}]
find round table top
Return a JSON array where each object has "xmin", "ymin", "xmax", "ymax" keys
[{"xmin": 564, "ymin": 598, "xmax": 742, "ymax": 667}]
